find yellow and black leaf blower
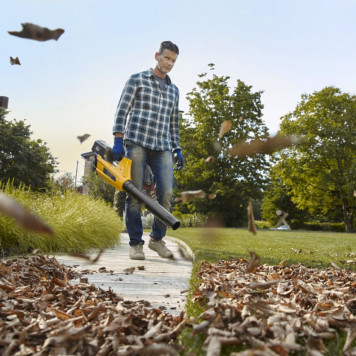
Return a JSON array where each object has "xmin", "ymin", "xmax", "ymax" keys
[{"xmin": 91, "ymin": 140, "xmax": 180, "ymax": 230}]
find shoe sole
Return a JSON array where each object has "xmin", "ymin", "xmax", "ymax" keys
[
  {"xmin": 148, "ymin": 245, "xmax": 173, "ymax": 258},
  {"xmin": 129, "ymin": 255, "xmax": 145, "ymax": 260}
]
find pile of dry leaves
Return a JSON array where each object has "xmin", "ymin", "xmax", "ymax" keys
[
  {"xmin": 191, "ymin": 257, "xmax": 356, "ymax": 355},
  {"xmin": 1, "ymin": 254, "xmax": 355, "ymax": 355},
  {"xmin": 0, "ymin": 255, "xmax": 185, "ymax": 355}
]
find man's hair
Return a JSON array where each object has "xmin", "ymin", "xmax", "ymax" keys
[{"xmin": 158, "ymin": 41, "xmax": 179, "ymax": 55}]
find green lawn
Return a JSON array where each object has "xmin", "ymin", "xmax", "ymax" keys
[
  {"xmin": 166, "ymin": 227, "xmax": 356, "ymax": 355},
  {"xmin": 167, "ymin": 227, "xmax": 356, "ymax": 270}
]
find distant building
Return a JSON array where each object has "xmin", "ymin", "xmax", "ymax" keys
[
  {"xmin": 0, "ymin": 96, "xmax": 9, "ymax": 109},
  {"xmin": 81, "ymin": 151, "xmax": 96, "ymax": 194}
]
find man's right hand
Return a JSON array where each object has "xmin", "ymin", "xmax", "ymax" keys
[{"xmin": 112, "ymin": 137, "xmax": 125, "ymax": 161}]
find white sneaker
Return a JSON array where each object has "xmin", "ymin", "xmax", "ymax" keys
[
  {"xmin": 148, "ymin": 239, "xmax": 173, "ymax": 258},
  {"xmin": 129, "ymin": 242, "xmax": 145, "ymax": 260}
]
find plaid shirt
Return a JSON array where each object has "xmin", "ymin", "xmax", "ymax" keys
[{"xmin": 113, "ymin": 68, "xmax": 180, "ymax": 151}]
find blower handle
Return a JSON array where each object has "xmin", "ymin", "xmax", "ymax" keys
[{"xmin": 123, "ymin": 180, "xmax": 180, "ymax": 230}]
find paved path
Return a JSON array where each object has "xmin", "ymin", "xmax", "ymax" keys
[{"xmin": 54, "ymin": 233, "xmax": 193, "ymax": 315}]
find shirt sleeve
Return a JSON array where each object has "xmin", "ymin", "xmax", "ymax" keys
[
  {"xmin": 170, "ymin": 89, "xmax": 180, "ymax": 151},
  {"xmin": 112, "ymin": 76, "xmax": 137, "ymax": 134}
]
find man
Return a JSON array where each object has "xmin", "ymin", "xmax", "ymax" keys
[{"xmin": 112, "ymin": 41, "xmax": 184, "ymax": 260}]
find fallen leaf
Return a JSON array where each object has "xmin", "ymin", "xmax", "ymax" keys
[
  {"xmin": 8, "ymin": 23, "xmax": 65, "ymax": 41},
  {"xmin": 123, "ymin": 267, "xmax": 135, "ymax": 275}
]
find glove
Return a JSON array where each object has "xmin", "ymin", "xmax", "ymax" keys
[
  {"xmin": 173, "ymin": 149, "xmax": 184, "ymax": 170},
  {"xmin": 111, "ymin": 137, "xmax": 125, "ymax": 161}
]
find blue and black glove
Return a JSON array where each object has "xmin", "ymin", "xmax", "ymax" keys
[
  {"xmin": 173, "ymin": 148, "xmax": 184, "ymax": 170},
  {"xmin": 111, "ymin": 137, "xmax": 125, "ymax": 161}
]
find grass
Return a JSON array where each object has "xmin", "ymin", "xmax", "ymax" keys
[
  {"xmin": 166, "ymin": 227, "xmax": 356, "ymax": 355},
  {"xmin": 167, "ymin": 227, "xmax": 356, "ymax": 269},
  {"xmin": 0, "ymin": 183, "xmax": 122, "ymax": 255}
]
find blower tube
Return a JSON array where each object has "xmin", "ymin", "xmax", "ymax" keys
[{"xmin": 123, "ymin": 180, "xmax": 180, "ymax": 230}]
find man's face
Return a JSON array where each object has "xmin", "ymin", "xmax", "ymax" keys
[{"xmin": 155, "ymin": 49, "xmax": 178, "ymax": 74}]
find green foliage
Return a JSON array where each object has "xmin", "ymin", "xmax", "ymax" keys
[
  {"xmin": 261, "ymin": 164, "xmax": 310, "ymax": 225},
  {"xmin": 276, "ymin": 87, "xmax": 356, "ymax": 232},
  {"xmin": 174, "ymin": 66, "xmax": 270, "ymax": 227},
  {"xmin": 82, "ymin": 171, "xmax": 116, "ymax": 206},
  {"xmin": 254, "ymin": 220, "xmax": 272, "ymax": 229},
  {"xmin": 0, "ymin": 109, "xmax": 57, "ymax": 191},
  {"xmin": 0, "ymin": 182, "xmax": 121, "ymax": 255}
]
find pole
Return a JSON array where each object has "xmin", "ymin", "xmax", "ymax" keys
[{"xmin": 74, "ymin": 160, "xmax": 78, "ymax": 188}]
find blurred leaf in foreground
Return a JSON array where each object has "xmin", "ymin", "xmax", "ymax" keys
[
  {"xmin": 0, "ymin": 192, "xmax": 54, "ymax": 236},
  {"xmin": 8, "ymin": 23, "xmax": 64, "ymax": 41}
]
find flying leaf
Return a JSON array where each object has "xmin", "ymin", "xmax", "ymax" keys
[
  {"xmin": 10, "ymin": 56, "xmax": 21, "ymax": 65},
  {"xmin": 77, "ymin": 134, "xmax": 90, "ymax": 144},
  {"xmin": 0, "ymin": 192, "xmax": 54, "ymax": 236},
  {"xmin": 247, "ymin": 201, "xmax": 257, "ymax": 235},
  {"xmin": 218, "ymin": 120, "xmax": 232, "ymax": 139},
  {"xmin": 246, "ymin": 250, "xmax": 260, "ymax": 273},
  {"xmin": 205, "ymin": 156, "xmax": 214, "ymax": 163},
  {"xmin": 8, "ymin": 23, "xmax": 65, "ymax": 42},
  {"xmin": 228, "ymin": 134, "xmax": 300, "ymax": 157},
  {"xmin": 175, "ymin": 190, "xmax": 206, "ymax": 203}
]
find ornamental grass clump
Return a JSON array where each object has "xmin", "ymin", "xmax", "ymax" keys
[{"xmin": 0, "ymin": 182, "xmax": 121, "ymax": 255}]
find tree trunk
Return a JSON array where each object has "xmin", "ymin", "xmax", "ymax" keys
[{"xmin": 343, "ymin": 199, "xmax": 355, "ymax": 233}]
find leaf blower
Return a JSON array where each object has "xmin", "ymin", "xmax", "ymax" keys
[{"xmin": 91, "ymin": 140, "xmax": 180, "ymax": 230}]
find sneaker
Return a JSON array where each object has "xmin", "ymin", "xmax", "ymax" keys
[
  {"xmin": 129, "ymin": 242, "xmax": 145, "ymax": 260},
  {"xmin": 148, "ymin": 239, "xmax": 173, "ymax": 258}
]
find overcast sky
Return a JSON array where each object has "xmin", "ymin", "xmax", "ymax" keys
[{"xmin": 1, "ymin": 0, "xmax": 355, "ymax": 182}]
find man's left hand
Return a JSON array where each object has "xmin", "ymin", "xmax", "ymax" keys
[{"xmin": 173, "ymin": 149, "xmax": 184, "ymax": 170}]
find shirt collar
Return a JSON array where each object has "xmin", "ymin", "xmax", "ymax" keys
[{"xmin": 145, "ymin": 68, "xmax": 171, "ymax": 85}]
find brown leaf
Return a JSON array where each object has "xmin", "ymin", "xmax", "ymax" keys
[
  {"xmin": 247, "ymin": 201, "xmax": 257, "ymax": 235},
  {"xmin": 218, "ymin": 120, "xmax": 232, "ymax": 139},
  {"xmin": 8, "ymin": 23, "xmax": 65, "ymax": 41},
  {"xmin": 0, "ymin": 192, "xmax": 54, "ymax": 236},
  {"xmin": 52, "ymin": 309, "xmax": 70, "ymax": 320},
  {"xmin": 227, "ymin": 134, "xmax": 300, "ymax": 157},
  {"xmin": 249, "ymin": 280, "xmax": 279, "ymax": 290},
  {"xmin": 246, "ymin": 251, "xmax": 260, "ymax": 273},
  {"xmin": 10, "ymin": 56, "xmax": 21, "ymax": 65},
  {"xmin": 123, "ymin": 267, "xmax": 135, "ymax": 275},
  {"xmin": 175, "ymin": 189, "xmax": 206, "ymax": 203},
  {"xmin": 205, "ymin": 156, "xmax": 215, "ymax": 163},
  {"xmin": 77, "ymin": 134, "xmax": 90, "ymax": 144}
]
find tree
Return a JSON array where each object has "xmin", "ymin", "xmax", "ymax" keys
[
  {"xmin": 276, "ymin": 87, "xmax": 356, "ymax": 232},
  {"xmin": 53, "ymin": 172, "xmax": 76, "ymax": 192},
  {"xmin": 0, "ymin": 109, "xmax": 57, "ymax": 191},
  {"xmin": 261, "ymin": 163, "xmax": 310, "ymax": 227},
  {"xmin": 174, "ymin": 66, "xmax": 270, "ymax": 226}
]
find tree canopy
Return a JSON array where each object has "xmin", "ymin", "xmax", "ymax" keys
[
  {"xmin": 0, "ymin": 109, "xmax": 57, "ymax": 191},
  {"xmin": 174, "ymin": 66, "xmax": 270, "ymax": 226},
  {"xmin": 275, "ymin": 87, "xmax": 356, "ymax": 232}
]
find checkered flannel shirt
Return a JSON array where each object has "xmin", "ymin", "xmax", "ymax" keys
[{"xmin": 113, "ymin": 68, "xmax": 180, "ymax": 151}]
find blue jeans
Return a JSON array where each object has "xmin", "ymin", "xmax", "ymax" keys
[{"xmin": 124, "ymin": 140, "xmax": 174, "ymax": 246}]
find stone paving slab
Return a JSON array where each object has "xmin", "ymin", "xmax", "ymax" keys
[{"xmin": 54, "ymin": 233, "xmax": 193, "ymax": 315}]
